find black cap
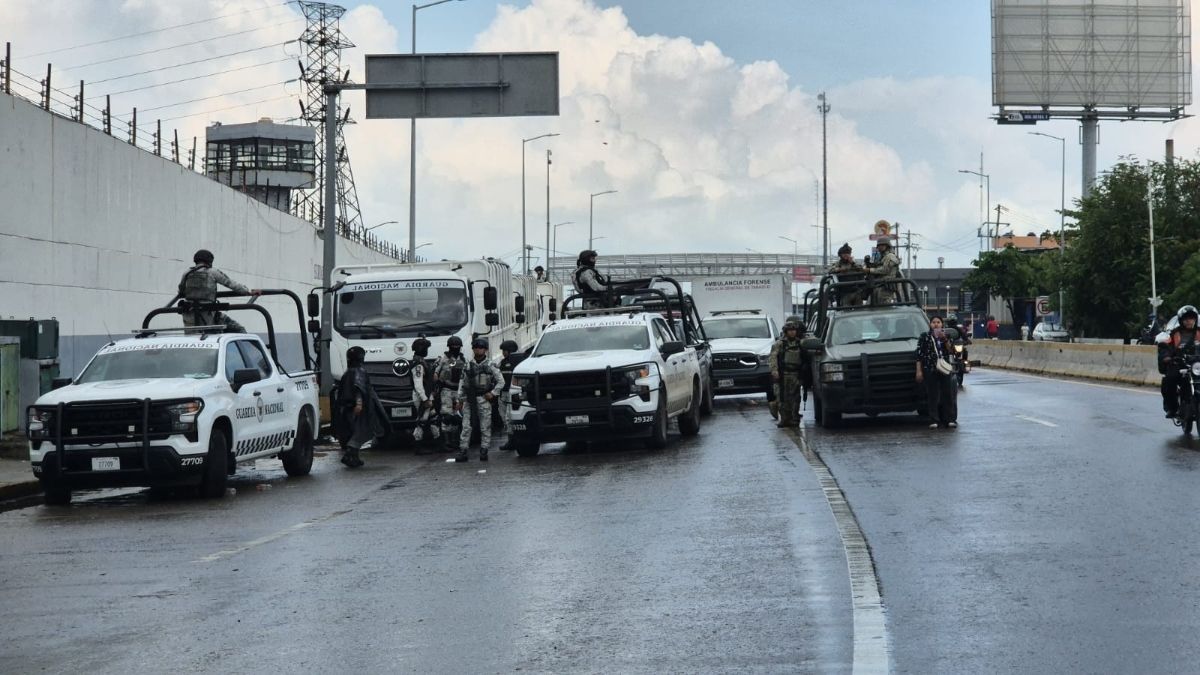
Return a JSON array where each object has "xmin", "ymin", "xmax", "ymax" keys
[
  {"xmin": 837, "ymin": 242, "xmax": 852, "ymax": 256},
  {"xmin": 193, "ymin": 249, "xmax": 214, "ymax": 265},
  {"xmin": 471, "ymin": 338, "xmax": 488, "ymax": 349},
  {"xmin": 412, "ymin": 337, "xmax": 431, "ymax": 355}
]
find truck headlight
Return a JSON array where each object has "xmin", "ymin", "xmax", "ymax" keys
[
  {"xmin": 511, "ymin": 375, "xmax": 532, "ymax": 389},
  {"xmin": 165, "ymin": 399, "xmax": 204, "ymax": 431},
  {"xmin": 1192, "ymin": 362, "xmax": 1200, "ymax": 378},
  {"xmin": 821, "ymin": 363, "xmax": 844, "ymax": 373},
  {"xmin": 27, "ymin": 407, "xmax": 53, "ymax": 436},
  {"xmin": 616, "ymin": 363, "xmax": 658, "ymax": 401}
]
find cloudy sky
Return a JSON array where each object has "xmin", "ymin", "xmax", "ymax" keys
[{"xmin": 2, "ymin": 0, "xmax": 1196, "ymax": 269}]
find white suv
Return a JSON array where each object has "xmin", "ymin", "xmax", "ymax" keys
[
  {"xmin": 704, "ymin": 310, "xmax": 779, "ymax": 397},
  {"xmin": 508, "ymin": 310, "xmax": 702, "ymax": 456}
]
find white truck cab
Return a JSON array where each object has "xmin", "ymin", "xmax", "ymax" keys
[
  {"xmin": 27, "ymin": 292, "xmax": 319, "ymax": 504},
  {"xmin": 508, "ymin": 309, "xmax": 703, "ymax": 456},
  {"xmin": 704, "ymin": 309, "xmax": 779, "ymax": 397}
]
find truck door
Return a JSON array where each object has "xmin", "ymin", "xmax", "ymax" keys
[
  {"xmin": 225, "ymin": 340, "xmax": 289, "ymax": 458},
  {"xmin": 652, "ymin": 319, "xmax": 683, "ymax": 413}
]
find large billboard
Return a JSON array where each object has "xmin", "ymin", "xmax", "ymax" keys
[
  {"xmin": 992, "ymin": 0, "xmax": 1192, "ymax": 109},
  {"xmin": 364, "ymin": 52, "xmax": 559, "ymax": 119}
]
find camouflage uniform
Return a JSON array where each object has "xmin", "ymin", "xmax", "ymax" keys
[
  {"xmin": 457, "ymin": 356, "xmax": 504, "ymax": 460},
  {"xmin": 770, "ymin": 322, "xmax": 807, "ymax": 426},
  {"xmin": 434, "ymin": 352, "xmax": 466, "ymax": 449},
  {"xmin": 410, "ymin": 358, "xmax": 440, "ymax": 443},
  {"xmin": 178, "ymin": 265, "xmax": 252, "ymax": 332},
  {"xmin": 866, "ymin": 242, "xmax": 903, "ymax": 304}
]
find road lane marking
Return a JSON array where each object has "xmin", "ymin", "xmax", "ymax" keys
[
  {"xmin": 981, "ymin": 367, "xmax": 1157, "ymax": 395},
  {"xmin": 788, "ymin": 428, "xmax": 891, "ymax": 675},
  {"xmin": 1015, "ymin": 414, "xmax": 1058, "ymax": 427},
  {"xmin": 193, "ymin": 509, "xmax": 352, "ymax": 563}
]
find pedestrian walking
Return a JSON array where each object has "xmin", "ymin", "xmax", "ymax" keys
[
  {"xmin": 333, "ymin": 346, "xmax": 387, "ymax": 467},
  {"xmin": 456, "ymin": 338, "xmax": 504, "ymax": 462},
  {"xmin": 770, "ymin": 316, "xmax": 807, "ymax": 427},
  {"xmin": 915, "ymin": 316, "xmax": 958, "ymax": 429},
  {"xmin": 434, "ymin": 336, "xmax": 467, "ymax": 452},
  {"xmin": 178, "ymin": 249, "xmax": 261, "ymax": 332}
]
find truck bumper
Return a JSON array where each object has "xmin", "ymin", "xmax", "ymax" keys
[
  {"xmin": 818, "ymin": 384, "xmax": 925, "ymax": 415},
  {"xmin": 510, "ymin": 398, "xmax": 658, "ymax": 443},
  {"xmin": 712, "ymin": 365, "xmax": 772, "ymax": 396},
  {"xmin": 32, "ymin": 443, "xmax": 206, "ymax": 488}
]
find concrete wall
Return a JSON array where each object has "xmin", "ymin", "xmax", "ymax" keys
[
  {"xmin": 972, "ymin": 340, "xmax": 1160, "ymax": 387},
  {"xmin": 0, "ymin": 94, "xmax": 393, "ymax": 375}
]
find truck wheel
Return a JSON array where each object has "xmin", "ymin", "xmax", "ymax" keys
[
  {"xmin": 699, "ymin": 377, "xmax": 715, "ymax": 417},
  {"xmin": 647, "ymin": 390, "xmax": 669, "ymax": 449},
  {"xmin": 42, "ymin": 479, "xmax": 71, "ymax": 506},
  {"xmin": 281, "ymin": 416, "xmax": 314, "ymax": 477},
  {"xmin": 820, "ymin": 402, "xmax": 841, "ymax": 429},
  {"xmin": 515, "ymin": 441, "xmax": 540, "ymax": 458},
  {"xmin": 678, "ymin": 382, "xmax": 701, "ymax": 437},
  {"xmin": 199, "ymin": 430, "xmax": 229, "ymax": 499}
]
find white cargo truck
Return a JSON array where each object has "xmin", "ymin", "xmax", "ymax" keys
[
  {"xmin": 690, "ymin": 274, "xmax": 792, "ymax": 328},
  {"xmin": 323, "ymin": 259, "xmax": 558, "ymax": 438}
]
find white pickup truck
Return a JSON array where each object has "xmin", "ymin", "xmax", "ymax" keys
[
  {"xmin": 27, "ymin": 292, "xmax": 319, "ymax": 504},
  {"xmin": 508, "ymin": 309, "xmax": 703, "ymax": 456}
]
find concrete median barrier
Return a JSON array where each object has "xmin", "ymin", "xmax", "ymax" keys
[{"xmin": 971, "ymin": 340, "xmax": 1159, "ymax": 386}]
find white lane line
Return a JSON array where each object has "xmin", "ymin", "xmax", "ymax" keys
[
  {"xmin": 1015, "ymin": 414, "xmax": 1058, "ymax": 428},
  {"xmin": 789, "ymin": 428, "xmax": 891, "ymax": 674},
  {"xmin": 193, "ymin": 509, "xmax": 352, "ymax": 563},
  {"xmin": 984, "ymin": 367, "xmax": 1157, "ymax": 395}
]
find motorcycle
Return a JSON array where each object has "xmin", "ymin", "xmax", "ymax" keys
[
  {"xmin": 952, "ymin": 342, "xmax": 968, "ymax": 389},
  {"xmin": 1172, "ymin": 353, "xmax": 1200, "ymax": 434}
]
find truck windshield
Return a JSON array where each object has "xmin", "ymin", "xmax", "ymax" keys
[
  {"xmin": 830, "ymin": 315, "xmax": 924, "ymax": 346},
  {"xmin": 535, "ymin": 326, "xmax": 651, "ymax": 356},
  {"xmin": 336, "ymin": 281, "xmax": 468, "ymax": 338},
  {"xmin": 77, "ymin": 347, "xmax": 219, "ymax": 383},
  {"xmin": 706, "ymin": 319, "xmax": 771, "ymax": 339}
]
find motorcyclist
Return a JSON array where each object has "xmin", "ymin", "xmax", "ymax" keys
[
  {"xmin": 945, "ymin": 315, "xmax": 971, "ymax": 387},
  {"xmin": 1160, "ymin": 305, "xmax": 1199, "ymax": 418}
]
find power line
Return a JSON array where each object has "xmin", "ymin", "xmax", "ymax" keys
[
  {"xmin": 61, "ymin": 21, "xmax": 302, "ymax": 72},
  {"xmin": 112, "ymin": 80, "xmax": 296, "ymax": 117},
  {"xmin": 157, "ymin": 93, "xmax": 295, "ymax": 123},
  {"xmin": 89, "ymin": 56, "xmax": 294, "ymax": 98},
  {"xmin": 83, "ymin": 41, "xmax": 298, "ymax": 86},
  {"xmin": 21, "ymin": 2, "xmax": 296, "ymax": 58}
]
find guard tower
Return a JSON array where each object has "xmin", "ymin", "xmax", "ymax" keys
[{"xmin": 205, "ymin": 119, "xmax": 316, "ymax": 212}]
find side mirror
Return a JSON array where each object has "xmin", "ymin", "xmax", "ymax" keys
[
  {"xmin": 801, "ymin": 337, "xmax": 823, "ymax": 351},
  {"xmin": 484, "ymin": 286, "xmax": 498, "ymax": 311},
  {"xmin": 661, "ymin": 340, "xmax": 685, "ymax": 357},
  {"xmin": 51, "ymin": 377, "xmax": 73, "ymax": 391},
  {"xmin": 514, "ymin": 295, "xmax": 525, "ymax": 313},
  {"xmin": 515, "ymin": 313, "xmax": 526, "ymax": 325},
  {"xmin": 307, "ymin": 293, "xmax": 320, "ymax": 318},
  {"xmin": 307, "ymin": 319, "xmax": 321, "ymax": 334},
  {"xmin": 548, "ymin": 313, "xmax": 557, "ymax": 322},
  {"xmin": 548, "ymin": 298, "xmax": 558, "ymax": 312},
  {"xmin": 485, "ymin": 312, "xmax": 500, "ymax": 327},
  {"xmin": 232, "ymin": 368, "xmax": 260, "ymax": 392}
]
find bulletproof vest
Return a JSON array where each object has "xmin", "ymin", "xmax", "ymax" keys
[
  {"xmin": 778, "ymin": 340, "xmax": 804, "ymax": 373},
  {"xmin": 464, "ymin": 358, "xmax": 495, "ymax": 395},
  {"xmin": 179, "ymin": 265, "xmax": 216, "ymax": 302},
  {"xmin": 574, "ymin": 265, "xmax": 600, "ymax": 297},
  {"xmin": 414, "ymin": 359, "xmax": 435, "ymax": 396},
  {"xmin": 438, "ymin": 353, "xmax": 464, "ymax": 386},
  {"xmin": 499, "ymin": 355, "xmax": 518, "ymax": 388}
]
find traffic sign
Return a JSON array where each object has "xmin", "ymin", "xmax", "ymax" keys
[
  {"xmin": 792, "ymin": 266, "xmax": 815, "ymax": 282},
  {"xmin": 1035, "ymin": 295, "xmax": 1052, "ymax": 316}
]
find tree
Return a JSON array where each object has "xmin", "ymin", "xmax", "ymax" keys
[{"xmin": 962, "ymin": 245, "xmax": 1051, "ymax": 325}]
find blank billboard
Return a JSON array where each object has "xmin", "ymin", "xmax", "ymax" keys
[
  {"xmin": 992, "ymin": 0, "xmax": 1192, "ymax": 109},
  {"xmin": 364, "ymin": 52, "xmax": 559, "ymax": 119}
]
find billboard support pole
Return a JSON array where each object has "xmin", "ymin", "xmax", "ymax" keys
[
  {"xmin": 320, "ymin": 86, "xmax": 339, "ymax": 395},
  {"xmin": 1081, "ymin": 116, "xmax": 1098, "ymax": 198}
]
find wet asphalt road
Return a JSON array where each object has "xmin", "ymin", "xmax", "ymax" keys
[{"xmin": 3, "ymin": 368, "xmax": 1200, "ymax": 673}]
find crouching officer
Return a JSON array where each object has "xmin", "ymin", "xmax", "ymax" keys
[
  {"xmin": 770, "ymin": 317, "xmax": 807, "ymax": 427},
  {"xmin": 456, "ymin": 338, "xmax": 504, "ymax": 462},
  {"xmin": 178, "ymin": 249, "xmax": 261, "ymax": 332},
  {"xmin": 496, "ymin": 340, "xmax": 528, "ymax": 451},
  {"xmin": 409, "ymin": 336, "xmax": 440, "ymax": 452},
  {"xmin": 434, "ymin": 336, "xmax": 466, "ymax": 452}
]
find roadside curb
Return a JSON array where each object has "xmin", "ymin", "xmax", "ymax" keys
[{"xmin": 0, "ymin": 478, "xmax": 42, "ymax": 502}]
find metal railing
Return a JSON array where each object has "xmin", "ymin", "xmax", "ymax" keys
[{"xmin": 548, "ymin": 252, "xmax": 824, "ymax": 282}]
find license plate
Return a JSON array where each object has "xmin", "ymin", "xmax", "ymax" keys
[
  {"xmin": 91, "ymin": 457, "xmax": 120, "ymax": 471},
  {"xmin": 718, "ymin": 379, "xmax": 735, "ymax": 388},
  {"xmin": 565, "ymin": 414, "xmax": 590, "ymax": 425},
  {"xmin": 390, "ymin": 407, "xmax": 413, "ymax": 419}
]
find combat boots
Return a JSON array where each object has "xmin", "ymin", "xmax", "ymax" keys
[
  {"xmin": 455, "ymin": 448, "xmax": 469, "ymax": 462},
  {"xmin": 479, "ymin": 447, "xmax": 489, "ymax": 462}
]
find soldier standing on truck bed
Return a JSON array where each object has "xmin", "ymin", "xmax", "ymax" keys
[
  {"xmin": 456, "ymin": 338, "xmax": 504, "ymax": 462},
  {"xmin": 178, "ymin": 249, "xmax": 261, "ymax": 332},
  {"xmin": 409, "ymin": 336, "xmax": 440, "ymax": 453},
  {"xmin": 865, "ymin": 236, "xmax": 902, "ymax": 304},
  {"xmin": 434, "ymin": 336, "xmax": 467, "ymax": 452},
  {"xmin": 574, "ymin": 250, "xmax": 611, "ymax": 309},
  {"xmin": 770, "ymin": 317, "xmax": 808, "ymax": 427}
]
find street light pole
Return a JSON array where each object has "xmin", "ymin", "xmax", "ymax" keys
[
  {"xmin": 1029, "ymin": 131, "xmax": 1067, "ymax": 327},
  {"xmin": 364, "ymin": 219, "xmax": 399, "ymax": 233},
  {"xmin": 817, "ymin": 92, "xmax": 831, "ymax": 268},
  {"xmin": 589, "ymin": 189, "xmax": 617, "ymax": 250},
  {"xmin": 778, "ymin": 235, "xmax": 798, "ymax": 258},
  {"xmin": 545, "ymin": 148, "xmax": 551, "ymax": 279},
  {"xmin": 958, "ymin": 168, "xmax": 991, "ymax": 248},
  {"xmin": 410, "ymin": 0, "xmax": 466, "ymax": 263},
  {"xmin": 522, "ymin": 132, "xmax": 558, "ymax": 275},
  {"xmin": 551, "ymin": 220, "xmax": 574, "ymax": 280}
]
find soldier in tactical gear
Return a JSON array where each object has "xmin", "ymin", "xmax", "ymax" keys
[
  {"xmin": 828, "ymin": 243, "xmax": 863, "ymax": 275},
  {"xmin": 333, "ymin": 346, "xmax": 386, "ymax": 468},
  {"xmin": 865, "ymin": 236, "xmax": 903, "ymax": 304},
  {"xmin": 178, "ymin": 249, "xmax": 261, "ymax": 332},
  {"xmin": 434, "ymin": 336, "xmax": 467, "ymax": 451},
  {"xmin": 770, "ymin": 317, "xmax": 808, "ymax": 427},
  {"xmin": 574, "ymin": 249, "xmax": 610, "ymax": 309},
  {"xmin": 409, "ymin": 336, "xmax": 440, "ymax": 452},
  {"xmin": 455, "ymin": 337, "xmax": 504, "ymax": 462},
  {"xmin": 496, "ymin": 339, "xmax": 528, "ymax": 451}
]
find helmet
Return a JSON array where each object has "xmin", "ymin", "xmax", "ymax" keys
[
  {"xmin": 577, "ymin": 249, "xmax": 598, "ymax": 265},
  {"xmin": 412, "ymin": 337, "xmax": 431, "ymax": 356},
  {"xmin": 1178, "ymin": 305, "xmax": 1199, "ymax": 321},
  {"xmin": 346, "ymin": 346, "xmax": 366, "ymax": 365},
  {"xmin": 471, "ymin": 337, "xmax": 489, "ymax": 349},
  {"xmin": 837, "ymin": 242, "xmax": 852, "ymax": 256},
  {"xmin": 500, "ymin": 339, "xmax": 519, "ymax": 353},
  {"xmin": 783, "ymin": 315, "xmax": 803, "ymax": 332},
  {"xmin": 193, "ymin": 249, "xmax": 214, "ymax": 265},
  {"xmin": 876, "ymin": 236, "xmax": 892, "ymax": 247},
  {"xmin": 446, "ymin": 336, "xmax": 463, "ymax": 349}
]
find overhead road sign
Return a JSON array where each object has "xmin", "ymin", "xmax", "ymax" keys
[{"xmin": 364, "ymin": 52, "xmax": 560, "ymax": 119}]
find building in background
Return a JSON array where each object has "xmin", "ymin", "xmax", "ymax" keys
[{"xmin": 205, "ymin": 119, "xmax": 316, "ymax": 212}]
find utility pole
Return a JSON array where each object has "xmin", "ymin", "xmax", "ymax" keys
[
  {"xmin": 994, "ymin": 203, "xmax": 1003, "ymax": 248},
  {"xmin": 545, "ymin": 148, "xmax": 551, "ymax": 278},
  {"xmin": 818, "ymin": 92, "xmax": 830, "ymax": 268}
]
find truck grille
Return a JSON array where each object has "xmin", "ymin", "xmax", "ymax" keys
[
  {"xmin": 713, "ymin": 352, "xmax": 759, "ymax": 373},
  {"xmin": 838, "ymin": 353, "xmax": 919, "ymax": 407},
  {"xmin": 57, "ymin": 400, "xmax": 173, "ymax": 444},
  {"xmin": 364, "ymin": 363, "xmax": 415, "ymax": 402},
  {"xmin": 534, "ymin": 369, "xmax": 632, "ymax": 404}
]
